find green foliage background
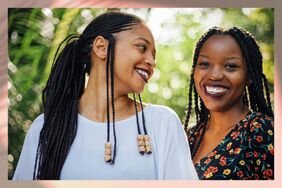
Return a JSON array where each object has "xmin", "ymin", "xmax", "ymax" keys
[{"xmin": 8, "ymin": 8, "xmax": 274, "ymax": 179}]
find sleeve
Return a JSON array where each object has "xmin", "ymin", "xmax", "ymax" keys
[
  {"xmin": 12, "ymin": 114, "xmax": 44, "ymax": 180},
  {"xmin": 156, "ymin": 110, "xmax": 198, "ymax": 180},
  {"xmin": 250, "ymin": 115, "xmax": 274, "ymax": 180}
]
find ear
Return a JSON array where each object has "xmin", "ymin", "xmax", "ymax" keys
[{"xmin": 92, "ymin": 36, "xmax": 108, "ymax": 60}]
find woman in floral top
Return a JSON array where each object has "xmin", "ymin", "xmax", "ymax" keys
[{"xmin": 184, "ymin": 26, "xmax": 274, "ymax": 180}]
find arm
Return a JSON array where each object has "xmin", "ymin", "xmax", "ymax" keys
[{"xmin": 12, "ymin": 115, "xmax": 43, "ymax": 180}]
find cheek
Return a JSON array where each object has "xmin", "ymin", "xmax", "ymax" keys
[
  {"xmin": 234, "ymin": 78, "xmax": 247, "ymax": 93},
  {"xmin": 193, "ymin": 71, "xmax": 202, "ymax": 94},
  {"xmin": 231, "ymin": 72, "xmax": 248, "ymax": 89}
]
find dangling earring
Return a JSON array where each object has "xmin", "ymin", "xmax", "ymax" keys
[{"xmin": 133, "ymin": 93, "xmax": 152, "ymax": 155}]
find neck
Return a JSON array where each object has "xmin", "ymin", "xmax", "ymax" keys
[
  {"xmin": 78, "ymin": 64, "xmax": 136, "ymax": 122},
  {"xmin": 208, "ymin": 106, "xmax": 249, "ymax": 134}
]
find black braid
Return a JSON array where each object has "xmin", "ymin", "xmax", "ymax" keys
[
  {"xmin": 184, "ymin": 72, "xmax": 194, "ymax": 132},
  {"xmin": 107, "ymin": 35, "xmax": 117, "ymax": 164},
  {"xmin": 184, "ymin": 28, "xmax": 220, "ymax": 132},
  {"xmin": 34, "ymin": 11, "xmax": 144, "ymax": 179},
  {"xmin": 262, "ymin": 73, "xmax": 273, "ymax": 117},
  {"xmin": 138, "ymin": 94, "xmax": 148, "ymax": 135},
  {"xmin": 227, "ymin": 27, "xmax": 273, "ymax": 117},
  {"xmin": 191, "ymin": 122, "xmax": 207, "ymax": 159},
  {"xmin": 184, "ymin": 26, "xmax": 273, "ymax": 159},
  {"xmin": 133, "ymin": 94, "xmax": 142, "ymax": 135},
  {"xmin": 243, "ymin": 88, "xmax": 250, "ymax": 108}
]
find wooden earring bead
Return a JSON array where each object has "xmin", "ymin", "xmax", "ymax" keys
[
  {"xmin": 104, "ymin": 155, "xmax": 112, "ymax": 162},
  {"xmin": 105, "ymin": 148, "xmax": 112, "ymax": 155},
  {"xmin": 105, "ymin": 142, "xmax": 112, "ymax": 149},
  {"xmin": 145, "ymin": 145, "xmax": 152, "ymax": 154},
  {"xmin": 138, "ymin": 145, "xmax": 146, "ymax": 155},
  {"xmin": 137, "ymin": 135, "xmax": 144, "ymax": 141},
  {"xmin": 137, "ymin": 135, "xmax": 145, "ymax": 154},
  {"xmin": 104, "ymin": 142, "xmax": 112, "ymax": 162},
  {"xmin": 144, "ymin": 135, "xmax": 152, "ymax": 154}
]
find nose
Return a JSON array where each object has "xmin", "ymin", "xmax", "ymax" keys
[
  {"xmin": 208, "ymin": 66, "xmax": 224, "ymax": 80},
  {"xmin": 145, "ymin": 54, "xmax": 156, "ymax": 68}
]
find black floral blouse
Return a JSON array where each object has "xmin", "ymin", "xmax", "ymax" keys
[{"xmin": 187, "ymin": 111, "xmax": 274, "ymax": 180}]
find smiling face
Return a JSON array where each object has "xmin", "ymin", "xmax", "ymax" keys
[
  {"xmin": 113, "ymin": 23, "xmax": 156, "ymax": 94},
  {"xmin": 193, "ymin": 34, "xmax": 248, "ymax": 113}
]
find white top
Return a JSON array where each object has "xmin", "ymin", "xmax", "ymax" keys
[{"xmin": 13, "ymin": 104, "xmax": 198, "ymax": 180}]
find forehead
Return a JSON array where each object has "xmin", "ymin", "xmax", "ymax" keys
[
  {"xmin": 201, "ymin": 34, "xmax": 242, "ymax": 55},
  {"xmin": 115, "ymin": 23, "xmax": 155, "ymax": 46}
]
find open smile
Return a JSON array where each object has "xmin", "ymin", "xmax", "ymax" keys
[
  {"xmin": 135, "ymin": 68, "xmax": 151, "ymax": 83},
  {"xmin": 204, "ymin": 84, "xmax": 229, "ymax": 97}
]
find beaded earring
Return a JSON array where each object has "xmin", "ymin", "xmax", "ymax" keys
[{"xmin": 133, "ymin": 93, "xmax": 152, "ymax": 155}]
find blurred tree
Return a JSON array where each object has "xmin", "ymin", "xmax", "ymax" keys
[{"xmin": 8, "ymin": 8, "xmax": 273, "ymax": 179}]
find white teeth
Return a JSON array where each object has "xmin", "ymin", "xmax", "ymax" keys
[
  {"xmin": 206, "ymin": 86, "xmax": 228, "ymax": 94},
  {"xmin": 136, "ymin": 69, "xmax": 149, "ymax": 79}
]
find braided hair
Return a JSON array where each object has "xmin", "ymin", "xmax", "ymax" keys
[
  {"xmin": 34, "ymin": 11, "xmax": 143, "ymax": 180},
  {"xmin": 184, "ymin": 26, "xmax": 274, "ymax": 157}
]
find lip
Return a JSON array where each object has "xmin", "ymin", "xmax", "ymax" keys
[
  {"xmin": 135, "ymin": 67, "xmax": 153, "ymax": 83},
  {"xmin": 202, "ymin": 83, "xmax": 230, "ymax": 98}
]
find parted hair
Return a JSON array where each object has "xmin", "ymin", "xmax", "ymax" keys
[{"xmin": 34, "ymin": 11, "xmax": 143, "ymax": 180}]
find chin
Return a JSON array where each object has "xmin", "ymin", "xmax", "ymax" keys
[{"xmin": 133, "ymin": 86, "xmax": 145, "ymax": 94}]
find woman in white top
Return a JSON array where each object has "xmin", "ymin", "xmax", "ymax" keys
[{"xmin": 13, "ymin": 11, "xmax": 198, "ymax": 180}]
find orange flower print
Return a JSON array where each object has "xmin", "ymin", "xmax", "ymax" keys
[
  {"xmin": 220, "ymin": 156, "xmax": 227, "ymax": 166},
  {"xmin": 230, "ymin": 131, "xmax": 236, "ymax": 137},
  {"xmin": 231, "ymin": 131, "xmax": 240, "ymax": 139},
  {"xmin": 254, "ymin": 121, "xmax": 261, "ymax": 128},
  {"xmin": 243, "ymin": 121, "xmax": 248, "ymax": 128},
  {"xmin": 250, "ymin": 126, "xmax": 255, "ymax": 132},
  {"xmin": 229, "ymin": 149, "xmax": 234, "ymax": 155},
  {"xmin": 263, "ymin": 169, "xmax": 273, "ymax": 179},
  {"xmin": 210, "ymin": 166, "xmax": 218, "ymax": 173},
  {"xmin": 234, "ymin": 148, "xmax": 241, "ymax": 154},
  {"xmin": 204, "ymin": 171, "xmax": 213, "ymax": 178},
  {"xmin": 226, "ymin": 142, "xmax": 232, "ymax": 150},
  {"xmin": 256, "ymin": 136, "xmax": 263, "ymax": 143},
  {"xmin": 204, "ymin": 166, "xmax": 218, "ymax": 178},
  {"xmin": 254, "ymin": 151, "xmax": 259, "ymax": 158},
  {"xmin": 270, "ymin": 148, "xmax": 274, "ymax": 155},
  {"xmin": 237, "ymin": 171, "xmax": 244, "ymax": 178},
  {"xmin": 207, "ymin": 150, "xmax": 217, "ymax": 158},
  {"xmin": 204, "ymin": 158, "xmax": 211, "ymax": 164}
]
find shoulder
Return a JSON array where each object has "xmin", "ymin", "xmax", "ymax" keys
[
  {"xmin": 27, "ymin": 114, "xmax": 44, "ymax": 137},
  {"xmin": 244, "ymin": 111, "xmax": 274, "ymax": 147},
  {"xmin": 247, "ymin": 111, "xmax": 273, "ymax": 133},
  {"xmin": 145, "ymin": 104, "xmax": 183, "ymax": 131},
  {"xmin": 145, "ymin": 104, "xmax": 179, "ymax": 118}
]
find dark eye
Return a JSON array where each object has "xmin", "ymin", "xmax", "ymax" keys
[
  {"xmin": 225, "ymin": 63, "xmax": 239, "ymax": 71},
  {"xmin": 197, "ymin": 61, "xmax": 210, "ymax": 69},
  {"xmin": 136, "ymin": 44, "xmax": 146, "ymax": 52}
]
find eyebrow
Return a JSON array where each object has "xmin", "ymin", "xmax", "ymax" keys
[
  {"xmin": 135, "ymin": 37, "xmax": 156, "ymax": 58},
  {"xmin": 199, "ymin": 54, "xmax": 242, "ymax": 61}
]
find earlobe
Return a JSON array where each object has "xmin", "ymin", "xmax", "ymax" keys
[{"xmin": 92, "ymin": 36, "xmax": 108, "ymax": 60}]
